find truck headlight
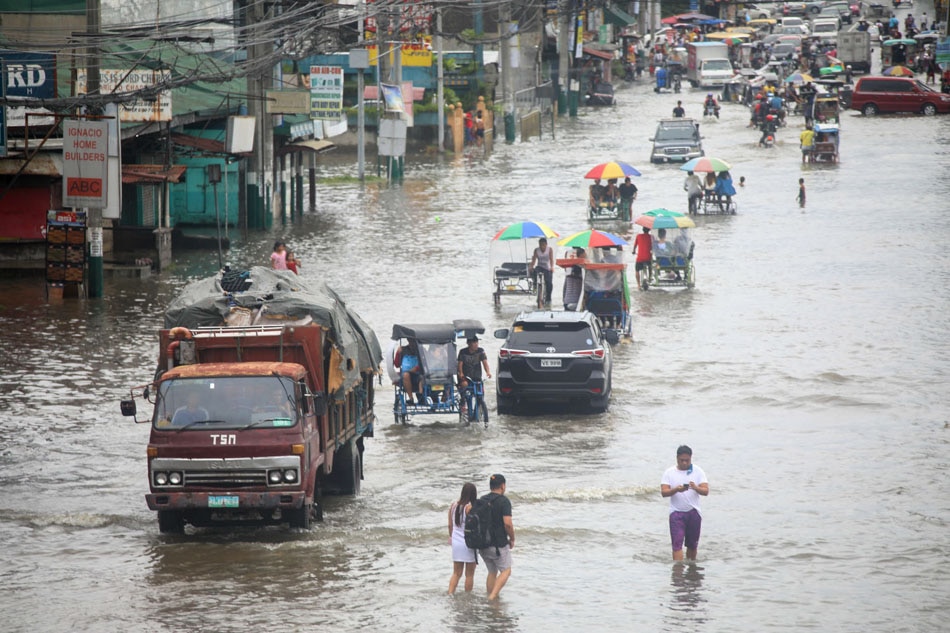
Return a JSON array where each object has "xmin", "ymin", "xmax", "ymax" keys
[
  {"xmin": 282, "ymin": 469, "xmax": 298, "ymax": 483},
  {"xmin": 154, "ymin": 472, "xmax": 168, "ymax": 486},
  {"xmin": 268, "ymin": 469, "xmax": 283, "ymax": 484},
  {"xmin": 168, "ymin": 472, "xmax": 182, "ymax": 485}
]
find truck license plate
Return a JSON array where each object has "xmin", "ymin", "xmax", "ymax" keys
[
  {"xmin": 208, "ymin": 495, "xmax": 239, "ymax": 508},
  {"xmin": 540, "ymin": 359, "xmax": 562, "ymax": 368}
]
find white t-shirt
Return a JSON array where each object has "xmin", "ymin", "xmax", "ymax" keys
[{"xmin": 661, "ymin": 463, "xmax": 708, "ymax": 515}]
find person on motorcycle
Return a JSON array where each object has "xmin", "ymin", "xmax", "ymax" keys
[
  {"xmin": 759, "ymin": 114, "xmax": 777, "ymax": 147},
  {"xmin": 703, "ymin": 94, "xmax": 720, "ymax": 119}
]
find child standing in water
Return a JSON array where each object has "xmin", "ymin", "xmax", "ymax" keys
[
  {"xmin": 797, "ymin": 178, "xmax": 806, "ymax": 208},
  {"xmin": 270, "ymin": 241, "xmax": 287, "ymax": 270}
]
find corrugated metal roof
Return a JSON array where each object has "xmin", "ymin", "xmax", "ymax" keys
[
  {"xmin": 121, "ymin": 164, "xmax": 187, "ymax": 184},
  {"xmin": 0, "ymin": 153, "xmax": 62, "ymax": 176}
]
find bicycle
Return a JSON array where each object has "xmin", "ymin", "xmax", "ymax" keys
[
  {"xmin": 458, "ymin": 377, "xmax": 489, "ymax": 428},
  {"xmin": 531, "ymin": 267, "xmax": 550, "ymax": 309}
]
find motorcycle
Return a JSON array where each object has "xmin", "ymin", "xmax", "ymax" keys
[{"xmin": 703, "ymin": 103, "xmax": 720, "ymax": 119}]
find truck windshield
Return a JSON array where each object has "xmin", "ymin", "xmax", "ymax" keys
[
  {"xmin": 702, "ymin": 59, "xmax": 733, "ymax": 72},
  {"xmin": 153, "ymin": 376, "xmax": 298, "ymax": 430},
  {"xmin": 656, "ymin": 125, "xmax": 698, "ymax": 141}
]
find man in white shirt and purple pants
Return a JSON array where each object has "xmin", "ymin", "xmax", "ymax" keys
[{"xmin": 660, "ymin": 445, "xmax": 710, "ymax": 561}]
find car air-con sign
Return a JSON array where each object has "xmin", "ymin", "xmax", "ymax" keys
[{"xmin": 62, "ymin": 120, "xmax": 109, "ymax": 209}]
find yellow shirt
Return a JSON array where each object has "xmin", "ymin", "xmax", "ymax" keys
[{"xmin": 800, "ymin": 129, "xmax": 815, "ymax": 148}]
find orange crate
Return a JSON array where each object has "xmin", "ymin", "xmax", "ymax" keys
[
  {"xmin": 65, "ymin": 264, "xmax": 84, "ymax": 282},
  {"xmin": 47, "ymin": 263, "xmax": 65, "ymax": 281}
]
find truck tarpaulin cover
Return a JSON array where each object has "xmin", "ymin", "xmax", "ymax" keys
[{"xmin": 163, "ymin": 267, "xmax": 382, "ymax": 398}]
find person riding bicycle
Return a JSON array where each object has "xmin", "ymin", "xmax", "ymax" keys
[
  {"xmin": 457, "ymin": 335, "xmax": 491, "ymax": 411},
  {"xmin": 703, "ymin": 93, "xmax": 720, "ymax": 119},
  {"xmin": 759, "ymin": 114, "xmax": 777, "ymax": 147},
  {"xmin": 530, "ymin": 237, "xmax": 555, "ymax": 306}
]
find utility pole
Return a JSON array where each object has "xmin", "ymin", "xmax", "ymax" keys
[
  {"xmin": 357, "ymin": 0, "xmax": 366, "ymax": 178},
  {"xmin": 86, "ymin": 0, "xmax": 103, "ymax": 298},
  {"xmin": 436, "ymin": 7, "xmax": 445, "ymax": 153},
  {"xmin": 557, "ymin": 0, "xmax": 571, "ymax": 116},
  {"xmin": 500, "ymin": 1, "xmax": 515, "ymax": 143},
  {"xmin": 247, "ymin": 0, "xmax": 273, "ymax": 228}
]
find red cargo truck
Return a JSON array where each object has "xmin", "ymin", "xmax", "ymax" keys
[{"xmin": 121, "ymin": 268, "xmax": 381, "ymax": 533}]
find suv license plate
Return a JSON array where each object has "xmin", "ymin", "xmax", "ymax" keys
[
  {"xmin": 208, "ymin": 495, "xmax": 239, "ymax": 508},
  {"xmin": 540, "ymin": 359, "xmax": 562, "ymax": 368}
]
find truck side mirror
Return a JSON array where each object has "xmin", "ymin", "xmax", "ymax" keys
[
  {"xmin": 121, "ymin": 399, "xmax": 137, "ymax": 417},
  {"xmin": 312, "ymin": 393, "xmax": 327, "ymax": 416}
]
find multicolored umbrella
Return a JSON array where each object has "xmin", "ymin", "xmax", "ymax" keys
[
  {"xmin": 558, "ymin": 229, "xmax": 628, "ymax": 249},
  {"xmin": 635, "ymin": 209, "xmax": 696, "ymax": 230},
  {"xmin": 882, "ymin": 65, "xmax": 915, "ymax": 77},
  {"xmin": 584, "ymin": 161, "xmax": 642, "ymax": 180},
  {"xmin": 679, "ymin": 156, "xmax": 732, "ymax": 173},
  {"xmin": 492, "ymin": 221, "xmax": 559, "ymax": 241},
  {"xmin": 785, "ymin": 71, "xmax": 814, "ymax": 85}
]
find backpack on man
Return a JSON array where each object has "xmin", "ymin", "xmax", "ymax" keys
[{"xmin": 464, "ymin": 493, "xmax": 498, "ymax": 554}]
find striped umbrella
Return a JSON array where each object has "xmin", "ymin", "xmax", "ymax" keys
[
  {"xmin": 584, "ymin": 161, "xmax": 642, "ymax": 180},
  {"xmin": 679, "ymin": 156, "xmax": 732, "ymax": 173},
  {"xmin": 882, "ymin": 65, "xmax": 914, "ymax": 77},
  {"xmin": 558, "ymin": 229, "xmax": 628, "ymax": 248},
  {"xmin": 492, "ymin": 221, "xmax": 559, "ymax": 241},
  {"xmin": 635, "ymin": 209, "xmax": 696, "ymax": 230}
]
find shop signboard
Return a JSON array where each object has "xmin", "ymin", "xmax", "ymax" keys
[{"xmin": 62, "ymin": 120, "xmax": 109, "ymax": 209}]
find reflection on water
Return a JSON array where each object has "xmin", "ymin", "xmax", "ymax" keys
[{"xmin": 668, "ymin": 562, "xmax": 707, "ymax": 622}]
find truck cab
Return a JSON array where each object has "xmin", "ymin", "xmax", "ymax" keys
[{"xmin": 686, "ymin": 42, "xmax": 735, "ymax": 88}]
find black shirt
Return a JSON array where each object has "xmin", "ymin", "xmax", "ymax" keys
[
  {"xmin": 672, "ymin": 107, "xmax": 685, "ymax": 117},
  {"xmin": 457, "ymin": 346, "xmax": 487, "ymax": 381},
  {"xmin": 619, "ymin": 182, "xmax": 638, "ymax": 199},
  {"xmin": 481, "ymin": 492, "xmax": 512, "ymax": 548}
]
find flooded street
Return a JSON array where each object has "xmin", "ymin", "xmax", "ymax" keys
[{"xmin": 2, "ymin": 76, "xmax": 949, "ymax": 632}]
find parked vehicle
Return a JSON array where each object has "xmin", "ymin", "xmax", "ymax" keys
[
  {"xmin": 686, "ymin": 42, "xmax": 735, "ymax": 88},
  {"xmin": 850, "ymin": 76, "xmax": 950, "ymax": 115},
  {"xmin": 820, "ymin": 1, "xmax": 854, "ymax": 22},
  {"xmin": 812, "ymin": 19, "xmax": 841, "ymax": 42},
  {"xmin": 837, "ymin": 30, "xmax": 872, "ymax": 73},
  {"xmin": 493, "ymin": 311, "xmax": 613, "ymax": 413},
  {"xmin": 650, "ymin": 118, "xmax": 704, "ymax": 164},
  {"xmin": 120, "ymin": 267, "xmax": 382, "ymax": 533}
]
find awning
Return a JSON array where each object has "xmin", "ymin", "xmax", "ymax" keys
[
  {"xmin": 121, "ymin": 164, "xmax": 187, "ymax": 184},
  {"xmin": 604, "ymin": 5, "xmax": 637, "ymax": 29},
  {"xmin": 583, "ymin": 47, "xmax": 615, "ymax": 61},
  {"xmin": 170, "ymin": 133, "xmax": 251, "ymax": 157},
  {"xmin": 275, "ymin": 139, "xmax": 336, "ymax": 157},
  {"xmin": 0, "ymin": 152, "xmax": 62, "ymax": 177}
]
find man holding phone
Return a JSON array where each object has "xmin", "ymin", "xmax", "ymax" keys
[{"xmin": 660, "ymin": 445, "xmax": 709, "ymax": 561}]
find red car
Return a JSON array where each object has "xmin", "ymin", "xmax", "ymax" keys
[{"xmin": 850, "ymin": 76, "xmax": 950, "ymax": 115}]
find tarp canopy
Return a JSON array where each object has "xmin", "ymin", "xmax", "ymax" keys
[
  {"xmin": 604, "ymin": 5, "xmax": 637, "ymax": 28},
  {"xmin": 391, "ymin": 323, "xmax": 458, "ymax": 344},
  {"xmin": 163, "ymin": 266, "xmax": 382, "ymax": 399},
  {"xmin": 391, "ymin": 319, "xmax": 484, "ymax": 343}
]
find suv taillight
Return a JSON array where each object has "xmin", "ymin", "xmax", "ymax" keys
[
  {"xmin": 499, "ymin": 348, "xmax": 529, "ymax": 359},
  {"xmin": 573, "ymin": 348, "xmax": 605, "ymax": 360}
]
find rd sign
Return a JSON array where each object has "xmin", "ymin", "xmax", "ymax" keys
[{"xmin": 62, "ymin": 120, "xmax": 109, "ymax": 209}]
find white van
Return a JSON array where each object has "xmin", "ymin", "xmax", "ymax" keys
[{"xmin": 811, "ymin": 18, "xmax": 839, "ymax": 41}]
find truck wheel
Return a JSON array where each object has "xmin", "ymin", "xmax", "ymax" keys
[
  {"xmin": 289, "ymin": 503, "xmax": 312, "ymax": 529},
  {"xmin": 336, "ymin": 439, "xmax": 362, "ymax": 496},
  {"xmin": 157, "ymin": 510, "xmax": 184, "ymax": 534}
]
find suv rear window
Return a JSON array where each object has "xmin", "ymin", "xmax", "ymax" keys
[
  {"xmin": 508, "ymin": 321, "xmax": 597, "ymax": 352},
  {"xmin": 656, "ymin": 124, "xmax": 698, "ymax": 141}
]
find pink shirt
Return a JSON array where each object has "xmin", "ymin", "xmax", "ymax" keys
[{"xmin": 270, "ymin": 251, "xmax": 287, "ymax": 270}]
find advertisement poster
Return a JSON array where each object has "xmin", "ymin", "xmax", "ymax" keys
[
  {"xmin": 379, "ymin": 83, "xmax": 405, "ymax": 114},
  {"xmin": 309, "ymin": 65, "xmax": 344, "ymax": 120},
  {"xmin": 76, "ymin": 69, "xmax": 172, "ymax": 122}
]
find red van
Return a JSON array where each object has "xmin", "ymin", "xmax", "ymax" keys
[{"xmin": 850, "ymin": 76, "xmax": 950, "ymax": 115}]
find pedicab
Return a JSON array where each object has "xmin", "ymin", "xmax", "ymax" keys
[
  {"xmin": 491, "ymin": 222, "xmax": 558, "ymax": 306},
  {"xmin": 388, "ymin": 319, "xmax": 486, "ymax": 426},
  {"xmin": 679, "ymin": 156, "xmax": 738, "ymax": 215},
  {"xmin": 634, "ymin": 210, "xmax": 697, "ymax": 290},
  {"xmin": 808, "ymin": 122, "xmax": 840, "ymax": 163},
  {"xmin": 584, "ymin": 161, "xmax": 642, "ymax": 222},
  {"xmin": 557, "ymin": 230, "xmax": 632, "ymax": 343}
]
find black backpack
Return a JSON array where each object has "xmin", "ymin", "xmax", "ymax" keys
[{"xmin": 464, "ymin": 494, "xmax": 497, "ymax": 551}]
